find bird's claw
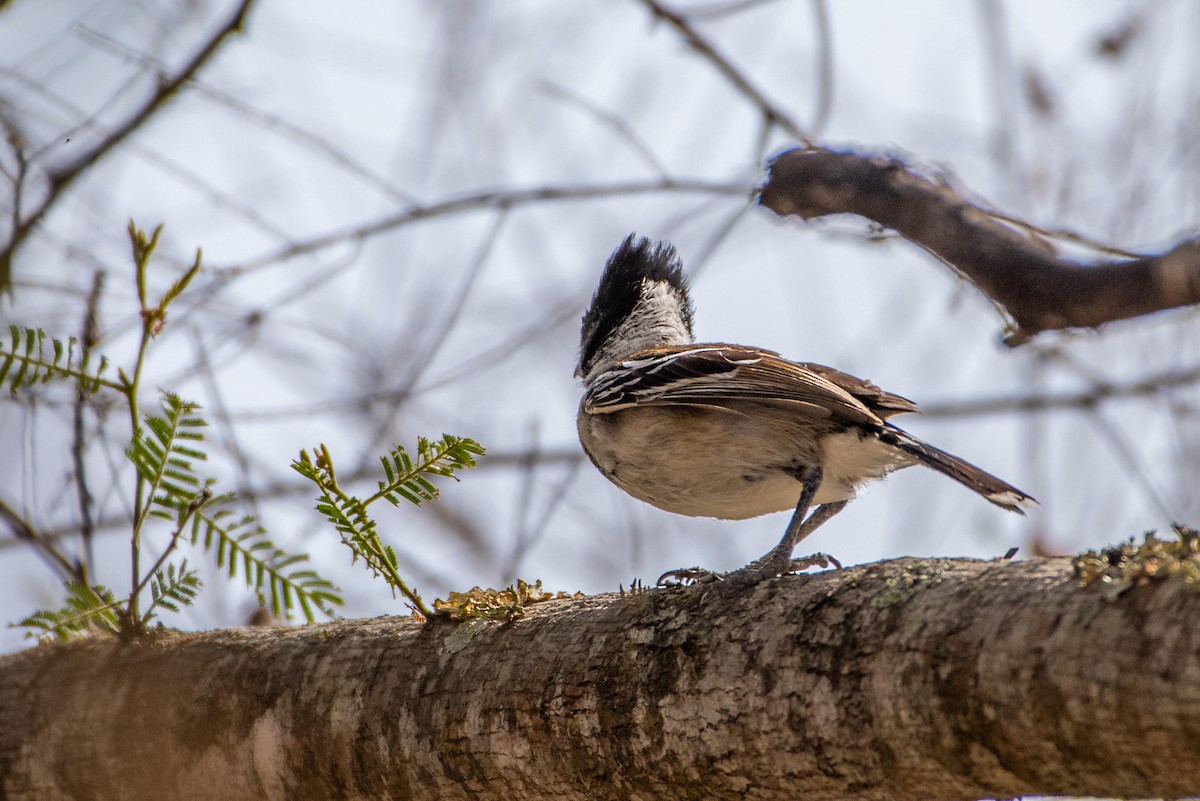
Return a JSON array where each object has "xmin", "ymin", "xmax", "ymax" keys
[
  {"xmin": 733, "ymin": 550, "xmax": 843, "ymax": 583},
  {"xmin": 787, "ymin": 552, "xmax": 842, "ymax": 572},
  {"xmin": 656, "ymin": 567, "xmax": 724, "ymax": 586},
  {"xmin": 656, "ymin": 552, "xmax": 841, "ymax": 587}
]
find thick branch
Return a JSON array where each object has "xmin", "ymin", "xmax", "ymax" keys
[
  {"xmin": 1, "ymin": 556, "xmax": 1198, "ymax": 801},
  {"xmin": 759, "ymin": 148, "xmax": 1200, "ymax": 342}
]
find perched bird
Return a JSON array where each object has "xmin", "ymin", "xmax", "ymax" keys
[{"xmin": 575, "ymin": 234, "xmax": 1036, "ymax": 581}]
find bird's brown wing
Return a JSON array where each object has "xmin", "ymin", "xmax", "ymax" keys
[
  {"xmin": 794, "ymin": 362, "xmax": 918, "ymax": 419},
  {"xmin": 585, "ymin": 344, "xmax": 901, "ymax": 427}
]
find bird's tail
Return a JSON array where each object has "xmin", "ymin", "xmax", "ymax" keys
[{"xmin": 880, "ymin": 427, "xmax": 1038, "ymax": 513}]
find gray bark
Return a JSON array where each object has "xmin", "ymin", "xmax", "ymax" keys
[
  {"xmin": 760, "ymin": 148, "xmax": 1200, "ymax": 344},
  {"xmin": 2, "ymin": 556, "xmax": 1199, "ymax": 800}
]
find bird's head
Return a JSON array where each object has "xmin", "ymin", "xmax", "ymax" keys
[{"xmin": 576, "ymin": 235, "xmax": 695, "ymax": 380}]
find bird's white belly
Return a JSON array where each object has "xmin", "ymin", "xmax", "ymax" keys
[{"xmin": 579, "ymin": 407, "xmax": 914, "ymax": 520}]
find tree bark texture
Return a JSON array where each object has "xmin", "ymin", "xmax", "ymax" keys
[
  {"xmin": 1, "ymin": 556, "xmax": 1199, "ymax": 801},
  {"xmin": 759, "ymin": 148, "xmax": 1200, "ymax": 343}
]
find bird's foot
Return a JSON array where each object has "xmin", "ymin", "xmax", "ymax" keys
[
  {"xmin": 656, "ymin": 566, "xmax": 724, "ymax": 586},
  {"xmin": 729, "ymin": 551, "xmax": 842, "ymax": 585},
  {"xmin": 656, "ymin": 552, "xmax": 841, "ymax": 587},
  {"xmin": 787, "ymin": 551, "xmax": 842, "ymax": 572}
]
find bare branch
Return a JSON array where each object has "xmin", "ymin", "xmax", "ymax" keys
[
  {"xmin": 808, "ymin": 0, "xmax": 833, "ymax": 139},
  {"xmin": 0, "ymin": 497, "xmax": 77, "ymax": 581},
  {"xmin": 71, "ymin": 270, "xmax": 104, "ymax": 572},
  {"xmin": 0, "ymin": 0, "xmax": 258, "ymax": 289},
  {"xmin": 760, "ymin": 148, "xmax": 1200, "ymax": 342},
  {"xmin": 359, "ymin": 212, "xmax": 508, "ymax": 463},
  {"xmin": 921, "ymin": 361, "xmax": 1200, "ymax": 417},
  {"xmin": 212, "ymin": 177, "xmax": 751, "ymax": 275},
  {"xmin": 639, "ymin": 0, "xmax": 810, "ymax": 144},
  {"xmin": 0, "ymin": 67, "xmax": 292, "ymax": 242},
  {"xmin": 75, "ymin": 25, "xmax": 419, "ymax": 207},
  {"xmin": 539, "ymin": 83, "xmax": 669, "ymax": 179}
]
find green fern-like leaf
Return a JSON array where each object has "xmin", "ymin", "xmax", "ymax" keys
[
  {"xmin": 292, "ymin": 439, "xmax": 482, "ymax": 618},
  {"xmin": 15, "ymin": 582, "xmax": 121, "ymax": 641},
  {"xmin": 127, "ymin": 391, "xmax": 209, "ymax": 518},
  {"xmin": 295, "ymin": 447, "xmax": 405, "ymax": 583},
  {"xmin": 191, "ymin": 496, "xmax": 342, "ymax": 622},
  {"xmin": 312, "ymin": 487, "xmax": 390, "ymax": 578},
  {"xmin": 0, "ymin": 325, "xmax": 114, "ymax": 396},
  {"xmin": 376, "ymin": 435, "xmax": 484, "ymax": 507},
  {"xmin": 144, "ymin": 560, "xmax": 202, "ymax": 620}
]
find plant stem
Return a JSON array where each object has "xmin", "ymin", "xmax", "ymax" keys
[
  {"xmin": 123, "ymin": 222, "xmax": 163, "ymax": 627},
  {"xmin": 307, "ymin": 448, "xmax": 434, "ymax": 618},
  {"xmin": 130, "ymin": 489, "xmax": 210, "ymax": 607}
]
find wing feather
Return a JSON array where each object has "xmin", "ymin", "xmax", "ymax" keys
[{"xmin": 586, "ymin": 344, "xmax": 911, "ymax": 427}]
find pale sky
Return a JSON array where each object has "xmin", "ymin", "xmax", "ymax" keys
[{"xmin": 1, "ymin": 0, "xmax": 1197, "ymax": 649}]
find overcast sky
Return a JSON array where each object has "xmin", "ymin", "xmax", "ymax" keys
[{"xmin": 1, "ymin": 0, "xmax": 1198, "ymax": 649}]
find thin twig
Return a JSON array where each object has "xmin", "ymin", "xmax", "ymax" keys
[
  {"xmin": 0, "ymin": 0, "xmax": 258, "ymax": 279},
  {"xmin": 539, "ymin": 82, "xmax": 670, "ymax": 179},
  {"xmin": 505, "ymin": 421, "xmax": 542, "ymax": 583},
  {"xmin": 686, "ymin": 197, "xmax": 755, "ymax": 278},
  {"xmin": 977, "ymin": 0, "xmax": 1026, "ymax": 200},
  {"xmin": 191, "ymin": 329, "xmax": 259, "ymax": 515},
  {"xmin": 921, "ymin": 363, "xmax": 1200, "ymax": 418},
  {"xmin": 0, "ymin": 67, "xmax": 293, "ymax": 242},
  {"xmin": 360, "ymin": 212, "xmax": 508, "ymax": 464},
  {"xmin": 130, "ymin": 490, "xmax": 211, "ymax": 608},
  {"xmin": 503, "ymin": 457, "xmax": 584, "ymax": 584},
  {"xmin": 640, "ymin": 0, "xmax": 810, "ymax": 144},
  {"xmin": 0, "ymin": 116, "xmax": 28, "ymax": 289},
  {"xmin": 211, "ymin": 177, "xmax": 752, "ymax": 276},
  {"xmin": 1083, "ymin": 407, "xmax": 1177, "ymax": 521},
  {"xmin": 808, "ymin": 0, "xmax": 833, "ymax": 140},
  {"xmin": 72, "ymin": 270, "xmax": 104, "ymax": 572},
  {"xmin": 687, "ymin": 0, "xmax": 785, "ymax": 18},
  {"xmin": 0, "ymin": 497, "xmax": 77, "ymax": 580},
  {"xmin": 74, "ymin": 24, "xmax": 418, "ymax": 207}
]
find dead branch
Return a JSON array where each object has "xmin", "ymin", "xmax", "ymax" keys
[
  {"xmin": 759, "ymin": 147, "xmax": 1200, "ymax": 343},
  {"xmin": 2, "ymin": 556, "xmax": 1199, "ymax": 801}
]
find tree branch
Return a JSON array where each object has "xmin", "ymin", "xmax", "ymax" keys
[
  {"xmin": 920, "ymin": 360, "xmax": 1200, "ymax": 417},
  {"xmin": 213, "ymin": 177, "xmax": 752, "ymax": 276},
  {"xmin": 2, "ymin": 556, "xmax": 1198, "ymax": 800},
  {"xmin": 0, "ymin": 498, "xmax": 78, "ymax": 582},
  {"xmin": 0, "ymin": 0, "xmax": 257, "ymax": 291},
  {"xmin": 640, "ymin": 0, "xmax": 809, "ymax": 144},
  {"xmin": 759, "ymin": 147, "xmax": 1200, "ymax": 343}
]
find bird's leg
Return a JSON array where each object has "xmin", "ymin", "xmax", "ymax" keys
[
  {"xmin": 657, "ymin": 467, "xmax": 847, "ymax": 587},
  {"xmin": 737, "ymin": 467, "xmax": 847, "ymax": 581},
  {"xmin": 746, "ymin": 501, "xmax": 847, "ymax": 577}
]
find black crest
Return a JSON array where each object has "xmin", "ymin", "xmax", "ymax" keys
[{"xmin": 579, "ymin": 234, "xmax": 693, "ymax": 373}]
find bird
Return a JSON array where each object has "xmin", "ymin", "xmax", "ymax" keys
[{"xmin": 575, "ymin": 234, "xmax": 1037, "ymax": 582}]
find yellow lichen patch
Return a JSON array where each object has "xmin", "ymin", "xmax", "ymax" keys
[
  {"xmin": 1073, "ymin": 524, "xmax": 1200, "ymax": 599},
  {"xmin": 433, "ymin": 579, "xmax": 584, "ymax": 622}
]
